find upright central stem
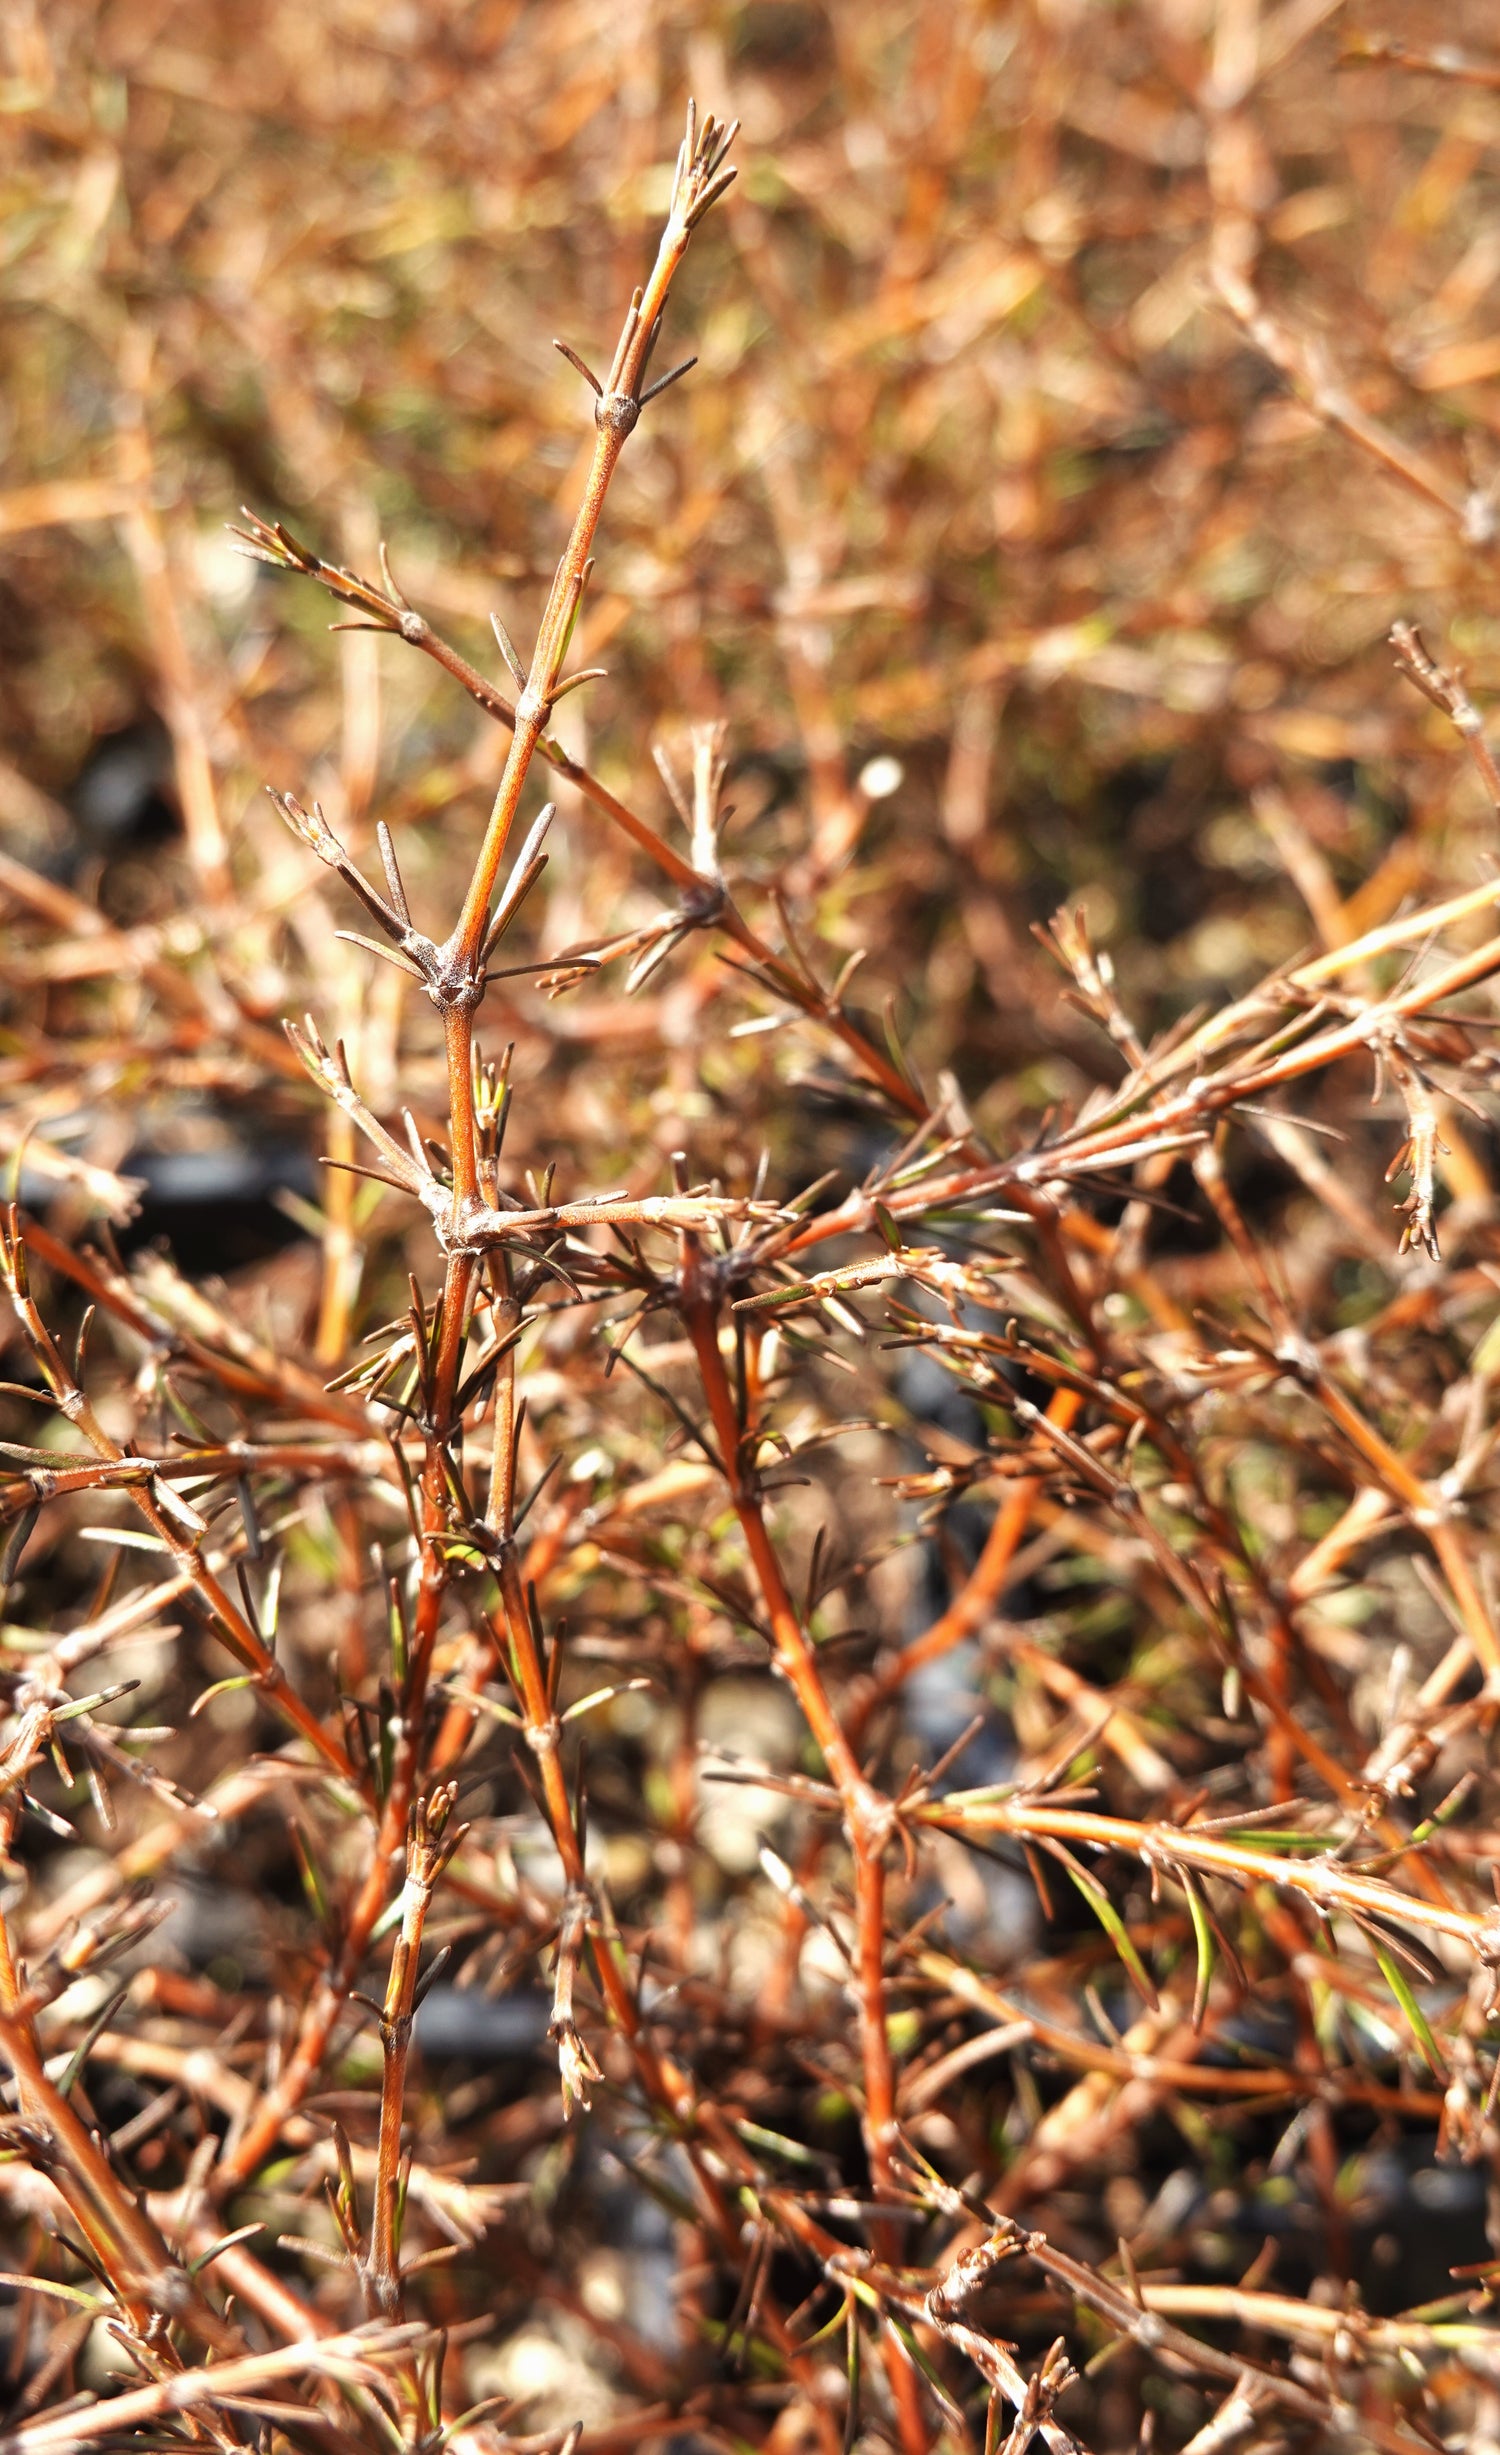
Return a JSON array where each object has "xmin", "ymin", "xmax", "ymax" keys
[
  {"xmin": 679, "ymin": 1244, "xmax": 929, "ymax": 2454},
  {"xmin": 440, "ymin": 176, "xmax": 715, "ymax": 1215}
]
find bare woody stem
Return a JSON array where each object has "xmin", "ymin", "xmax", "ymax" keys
[
  {"xmin": 0, "ymin": 1213, "xmax": 354, "ymax": 1781},
  {"xmin": 246, "ymin": 512, "xmax": 925, "ymax": 1124},
  {"xmin": 368, "ymin": 1783, "xmax": 464, "ymax": 2319},
  {"xmin": 850, "ymin": 1387, "xmax": 1084, "ymax": 1737},
  {"xmin": 215, "ymin": 110, "xmax": 740, "ymax": 2197},
  {"xmin": 0, "ymin": 1873, "xmax": 238, "ymax": 2355},
  {"xmin": 489, "ymin": 1545, "xmax": 606, "ymax": 2113},
  {"xmin": 439, "ymin": 110, "xmax": 737, "ymax": 1214},
  {"xmin": 450, "ymin": 119, "xmax": 735, "ymax": 972},
  {"xmin": 0, "ymin": 2324, "xmax": 434, "ymax": 2455},
  {"xmin": 918, "ymin": 1794, "xmax": 1500, "ymax": 1958},
  {"xmin": 216, "ymin": 1252, "xmax": 475, "ymax": 2190},
  {"xmin": 678, "ymin": 1237, "xmax": 928, "ymax": 2455}
]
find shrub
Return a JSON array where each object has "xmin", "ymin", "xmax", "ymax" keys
[{"xmin": 7, "ymin": 14, "xmax": 1500, "ymax": 2454}]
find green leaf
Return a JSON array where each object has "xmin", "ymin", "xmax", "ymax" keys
[
  {"xmin": 732, "ymin": 2116, "xmax": 824, "ymax": 2171},
  {"xmin": 843, "ymin": 2294, "xmax": 861, "ymax": 2455},
  {"xmin": 291, "ymin": 1820, "xmax": 333, "ymax": 1934},
  {"xmin": 56, "ymin": 1984, "xmax": 128, "ymax": 2102},
  {"xmin": 0, "ymin": 2272, "xmax": 100, "ymax": 2308},
  {"xmin": 189, "ymin": 1672, "xmax": 261, "ymax": 1719},
  {"xmin": 188, "ymin": 2221, "xmax": 265, "ymax": 2274},
  {"xmin": 1062, "ymin": 1856, "xmax": 1158, "ymax": 2009},
  {"xmin": 884, "ymin": 2317, "xmax": 962, "ymax": 2424},
  {"xmin": 1373, "ymin": 1944, "xmax": 1448, "ymax": 2080},
  {"xmin": 796, "ymin": 2293, "xmax": 853, "ymax": 2357},
  {"xmin": 1182, "ymin": 1872, "xmax": 1215, "ymax": 2032}
]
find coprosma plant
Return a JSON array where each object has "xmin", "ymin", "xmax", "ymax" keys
[{"xmin": 9, "ymin": 95, "xmax": 1500, "ymax": 2455}]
